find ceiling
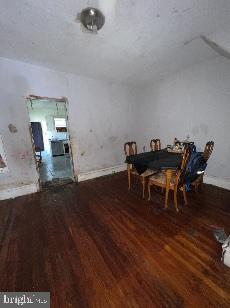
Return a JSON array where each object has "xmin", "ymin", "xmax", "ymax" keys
[{"xmin": 1, "ymin": 0, "xmax": 230, "ymax": 86}]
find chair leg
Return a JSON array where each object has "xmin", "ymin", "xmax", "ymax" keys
[
  {"xmin": 165, "ymin": 170, "xmax": 172, "ymax": 209},
  {"xmin": 183, "ymin": 185, "xmax": 188, "ymax": 205},
  {"xmin": 148, "ymin": 183, "xmax": 151, "ymax": 201},
  {"xmin": 199, "ymin": 174, "xmax": 204, "ymax": 191},
  {"xmin": 173, "ymin": 189, "xmax": 179, "ymax": 212},
  {"xmin": 142, "ymin": 177, "xmax": 145, "ymax": 199},
  {"xmin": 194, "ymin": 174, "xmax": 203, "ymax": 193},
  {"xmin": 127, "ymin": 165, "xmax": 131, "ymax": 190}
]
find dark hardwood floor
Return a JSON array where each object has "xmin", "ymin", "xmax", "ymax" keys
[{"xmin": 0, "ymin": 172, "xmax": 230, "ymax": 307}]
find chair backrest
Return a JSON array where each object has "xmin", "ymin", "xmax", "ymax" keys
[
  {"xmin": 180, "ymin": 148, "xmax": 191, "ymax": 171},
  {"xmin": 150, "ymin": 139, "xmax": 161, "ymax": 151},
  {"xmin": 174, "ymin": 137, "xmax": 194, "ymax": 149},
  {"xmin": 124, "ymin": 142, "xmax": 137, "ymax": 156},
  {"xmin": 203, "ymin": 141, "xmax": 214, "ymax": 161},
  {"xmin": 176, "ymin": 148, "xmax": 191, "ymax": 185},
  {"xmin": 173, "ymin": 137, "xmax": 178, "ymax": 145}
]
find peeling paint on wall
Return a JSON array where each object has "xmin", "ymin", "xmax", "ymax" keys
[
  {"xmin": 172, "ymin": 8, "xmax": 178, "ymax": 14},
  {"xmin": 8, "ymin": 123, "xmax": 18, "ymax": 133},
  {"xmin": 0, "ymin": 155, "xmax": 6, "ymax": 168},
  {"xmin": 182, "ymin": 8, "xmax": 192, "ymax": 13},
  {"xmin": 108, "ymin": 136, "xmax": 117, "ymax": 142},
  {"xmin": 20, "ymin": 151, "xmax": 29, "ymax": 160},
  {"xmin": 0, "ymin": 136, "xmax": 8, "ymax": 173}
]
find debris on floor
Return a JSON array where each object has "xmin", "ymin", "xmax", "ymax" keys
[
  {"xmin": 188, "ymin": 227, "xmax": 199, "ymax": 237},
  {"xmin": 42, "ymin": 178, "xmax": 74, "ymax": 189},
  {"xmin": 212, "ymin": 226, "xmax": 230, "ymax": 268},
  {"xmin": 213, "ymin": 228, "xmax": 228, "ymax": 244},
  {"xmin": 222, "ymin": 237, "xmax": 230, "ymax": 268}
]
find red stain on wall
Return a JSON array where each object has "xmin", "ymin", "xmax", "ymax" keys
[{"xmin": 20, "ymin": 151, "xmax": 29, "ymax": 160}]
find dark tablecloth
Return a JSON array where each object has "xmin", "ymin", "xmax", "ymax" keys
[{"xmin": 125, "ymin": 149, "xmax": 182, "ymax": 175}]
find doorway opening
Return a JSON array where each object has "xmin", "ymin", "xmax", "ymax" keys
[{"xmin": 26, "ymin": 96, "xmax": 75, "ymax": 189}]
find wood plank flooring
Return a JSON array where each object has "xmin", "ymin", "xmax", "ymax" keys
[{"xmin": 0, "ymin": 172, "xmax": 230, "ymax": 307}]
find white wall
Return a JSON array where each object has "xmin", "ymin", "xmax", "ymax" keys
[
  {"xmin": 1, "ymin": 54, "xmax": 229, "ymax": 197},
  {"xmin": 0, "ymin": 57, "xmax": 138, "ymax": 192},
  {"xmin": 137, "ymin": 57, "xmax": 230, "ymax": 186}
]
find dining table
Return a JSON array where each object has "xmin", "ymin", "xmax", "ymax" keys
[{"xmin": 125, "ymin": 148, "xmax": 183, "ymax": 206}]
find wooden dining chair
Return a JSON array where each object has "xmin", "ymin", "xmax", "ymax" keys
[
  {"xmin": 203, "ymin": 141, "xmax": 214, "ymax": 161},
  {"xmin": 150, "ymin": 139, "xmax": 161, "ymax": 151},
  {"xmin": 124, "ymin": 142, "xmax": 154, "ymax": 198},
  {"xmin": 148, "ymin": 148, "xmax": 190, "ymax": 212},
  {"xmin": 191, "ymin": 141, "xmax": 214, "ymax": 192},
  {"xmin": 124, "ymin": 141, "xmax": 139, "ymax": 189}
]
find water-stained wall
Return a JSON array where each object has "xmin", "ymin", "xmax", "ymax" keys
[{"xmin": 0, "ymin": 57, "xmax": 138, "ymax": 190}]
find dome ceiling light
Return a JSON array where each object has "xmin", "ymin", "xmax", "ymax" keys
[{"xmin": 80, "ymin": 7, "xmax": 105, "ymax": 33}]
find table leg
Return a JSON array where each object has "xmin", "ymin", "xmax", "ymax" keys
[
  {"xmin": 165, "ymin": 169, "xmax": 172, "ymax": 209},
  {"xmin": 142, "ymin": 176, "xmax": 145, "ymax": 199},
  {"xmin": 127, "ymin": 164, "xmax": 131, "ymax": 190}
]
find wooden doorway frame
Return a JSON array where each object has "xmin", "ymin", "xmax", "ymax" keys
[{"xmin": 26, "ymin": 95, "xmax": 77, "ymax": 190}]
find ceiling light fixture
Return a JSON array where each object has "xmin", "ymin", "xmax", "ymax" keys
[{"xmin": 80, "ymin": 7, "xmax": 105, "ymax": 33}]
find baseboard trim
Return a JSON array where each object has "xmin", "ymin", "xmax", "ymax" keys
[
  {"xmin": 0, "ymin": 183, "xmax": 39, "ymax": 201},
  {"xmin": 204, "ymin": 175, "xmax": 230, "ymax": 190},
  {"xmin": 0, "ymin": 173, "xmax": 228, "ymax": 200},
  {"xmin": 78, "ymin": 164, "xmax": 126, "ymax": 182}
]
